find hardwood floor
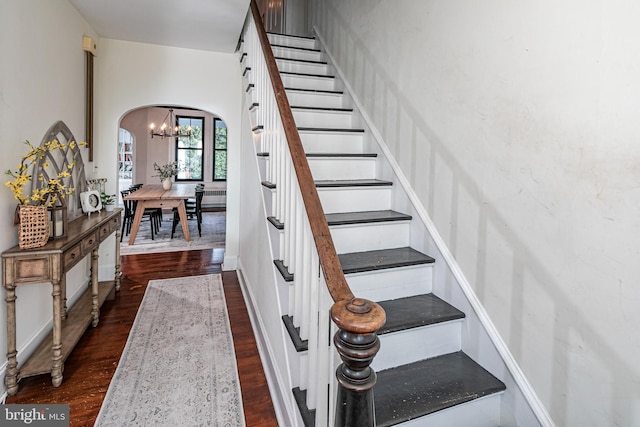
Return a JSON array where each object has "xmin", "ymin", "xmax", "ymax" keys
[{"xmin": 5, "ymin": 249, "xmax": 279, "ymax": 427}]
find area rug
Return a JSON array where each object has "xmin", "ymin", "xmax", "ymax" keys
[
  {"xmin": 95, "ymin": 274, "xmax": 245, "ymax": 426},
  {"xmin": 120, "ymin": 211, "xmax": 226, "ymax": 256}
]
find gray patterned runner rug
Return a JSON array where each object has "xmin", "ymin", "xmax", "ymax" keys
[{"xmin": 95, "ymin": 274, "xmax": 245, "ymax": 426}]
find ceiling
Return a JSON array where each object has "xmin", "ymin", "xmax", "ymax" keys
[{"xmin": 68, "ymin": 0, "xmax": 250, "ymax": 53}]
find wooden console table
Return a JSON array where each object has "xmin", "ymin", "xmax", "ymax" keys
[{"xmin": 2, "ymin": 209, "xmax": 122, "ymax": 396}]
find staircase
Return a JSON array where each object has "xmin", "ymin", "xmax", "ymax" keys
[{"xmin": 243, "ymin": 29, "xmax": 507, "ymax": 426}]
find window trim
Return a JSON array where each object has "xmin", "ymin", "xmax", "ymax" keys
[
  {"xmin": 212, "ymin": 117, "xmax": 227, "ymax": 182},
  {"xmin": 175, "ymin": 115, "xmax": 204, "ymax": 182}
]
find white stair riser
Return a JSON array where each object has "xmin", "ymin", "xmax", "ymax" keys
[
  {"xmin": 268, "ymin": 35, "xmax": 317, "ymax": 50},
  {"xmin": 331, "ymin": 222, "xmax": 410, "ymax": 253},
  {"xmin": 318, "ymin": 186, "xmax": 391, "ymax": 213},
  {"xmin": 271, "ymin": 46, "xmax": 323, "ymax": 62},
  {"xmin": 300, "ymin": 132, "xmax": 364, "ymax": 154},
  {"xmin": 277, "ymin": 59, "xmax": 328, "ymax": 75},
  {"xmin": 293, "ymin": 109, "xmax": 353, "ymax": 128},
  {"xmin": 268, "ymin": 221, "xmax": 283, "ymax": 261},
  {"xmin": 308, "ymin": 158, "xmax": 376, "ymax": 181},
  {"xmin": 257, "ymin": 154, "xmax": 267, "ymax": 181},
  {"xmin": 281, "ymin": 74, "xmax": 336, "ymax": 91},
  {"xmin": 262, "ymin": 186, "xmax": 276, "ymax": 217},
  {"xmin": 394, "ymin": 394, "xmax": 504, "ymax": 427},
  {"xmin": 346, "ymin": 265, "xmax": 434, "ymax": 301},
  {"xmin": 372, "ymin": 321, "xmax": 463, "ymax": 372},
  {"xmin": 286, "ymin": 90, "xmax": 345, "ymax": 109},
  {"xmin": 260, "ymin": 157, "xmax": 375, "ymax": 181}
]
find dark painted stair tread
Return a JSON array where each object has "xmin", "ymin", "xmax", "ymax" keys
[
  {"xmin": 306, "ymin": 152, "xmax": 376, "ymax": 158},
  {"xmin": 325, "ymin": 210, "xmax": 411, "ymax": 226},
  {"xmin": 298, "ymin": 127, "xmax": 364, "ymax": 133},
  {"xmin": 378, "ymin": 294, "xmax": 465, "ymax": 334},
  {"xmin": 375, "ymin": 351, "xmax": 506, "ymax": 427},
  {"xmin": 268, "ymin": 210, "xmax": 409, "ymax": 230},
  {"xmin": 280, "ymin": 71, "xmax": 335, "ymax": 79},
  {"xmin": 285, "ymin": 87, "xmax": 344, "ymax": 95},
  {"xmin": 270, "ymin": 43, "xmax": 321, "ymax": 53},
  {"xmin": 315, "ymin": 179, "xmax": 392, "ymax": 188},
  {"xmin": 275, "ymin": 56, "xmax": 327, "ymax": 65},
  {"xmin": 267, "ymin": 32, "xmax": 316, "ymax": 41},
  {"xmin": 339, "ymin": 247, "xmax": 434, "ymax": 274},
  {"xmin": 291, "ymin": 105, "xmax": 352, "ymax": 112},
  {"xmin": 282, "ymin": 315, "xmax": 307, "ymax": 351}
]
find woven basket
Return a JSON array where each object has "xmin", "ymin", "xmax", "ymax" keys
[{"xmin": 18, "ymin": 205, "xmax": 50, "ymax": 249}]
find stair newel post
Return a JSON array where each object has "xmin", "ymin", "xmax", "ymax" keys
[{"xmin": 332, "ymin": 297, "xmax": 386, "ymax": 427}]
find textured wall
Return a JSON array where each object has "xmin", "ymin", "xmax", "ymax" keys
[{"xmin": 310, "ymin": 1, "xmax": 640, "ymax": 425}]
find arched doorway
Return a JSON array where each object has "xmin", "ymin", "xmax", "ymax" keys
[{"xmin": 117, "ymin": 105, "xmax": 227, "ymax": 255}]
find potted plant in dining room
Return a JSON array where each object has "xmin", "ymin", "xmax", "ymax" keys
[{"xmin": 153, "ymin": 161, "xmax": 179, "ymax": 190}]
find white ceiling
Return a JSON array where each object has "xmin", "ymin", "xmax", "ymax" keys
[{"xmin": 68, "ymin": 0, "xmax": 250, "ymax": 53}]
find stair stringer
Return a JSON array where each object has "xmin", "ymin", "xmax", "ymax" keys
[
  {"xmin": 236, "ymin": 95, "xmax": 301, "ymax": 427},
  {"xmin": 313, "ymin": 27, "xmax": 554, "ymax": 427}
]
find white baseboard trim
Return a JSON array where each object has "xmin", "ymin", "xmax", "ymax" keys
[
  {"xmin": 235, "ymin": 261, "xmax": 298, "ymax": 427},
  {"xmin": 314, "ymin": 27, "xmax": 555, "ymax": 427}
]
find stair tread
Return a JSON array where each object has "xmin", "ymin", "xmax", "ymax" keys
[
  {"xmin": 291, "ymin": 105, "xmax": 353, "ymax": 112},
  {"xmin": 339, "ymin": 247, "xmax": 434, "ymax": 274},
  {"xmin": 298, "ymin": 127, "xmax": 364, "ymax": 133},
  {"xmin": 271, "ymin": 43, "xmax": 321, "ymax": 53},
  {"xmin": 375, "ymin": 351, "xmax": 506, "ymax": 427},
  {"xmin": 306, "ymin": 153, "xmax": 377, "ymax": 158},
  {"xmin": 325, "ymin": 209, "xmax": 411, "ymax": 225},
  {"xmin": 275, "ymin": 56, "xmax": 327, "ymax": 65},
  {"xmin": 268, "ymin": 210, "xmax": 410, "ymax": 230},
  {"xmin": 378, "ymin": 294, "xmax": 465, "ymax": 334},
  {"xmin": 315, "ymin": 179, "xmax": 392, "ymax": 188},
  {"xmin": 281, "ymin": 71, "xmax": 335, "ymax": 79},
  {"xmin": 285, "ymin": 87, "xmax": 343, "ymax": 95},
  {"xmin": 267, "ymin": 32, "xmax": 316, "ymax": 41}
]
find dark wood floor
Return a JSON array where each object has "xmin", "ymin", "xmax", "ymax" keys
[{"xmin": 6, "ymin": 248, "xmax": 279, "ymax": 427}]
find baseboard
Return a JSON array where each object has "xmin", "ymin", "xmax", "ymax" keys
[{"xmin": 235, "ymin": 262, "xmax": 298, "ymax": 427}]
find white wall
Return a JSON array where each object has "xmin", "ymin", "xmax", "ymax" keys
[
  {"xmin": 94, "ymin": 38, "xmax": 242, "ymax": 268},
  {"xmin": 0, "ymin": 0, "xmax": 98, "ymax": 397},
  {"xmin": 310, "ymin": 0, "xmax": 640, "ymax": 426}
]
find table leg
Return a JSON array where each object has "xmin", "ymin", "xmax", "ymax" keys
[
  {"xmin": 91, "ymin": 248, "xmax": 100, "ymax": 327},
  {"xmin": 51, "ymin": 278, "xmax": 63, "ymax": 387},
  {"xmin": 5, "ymin": 283, "xmax": 19, "ymax": 396},
  {"xmin": 127, "ymin": 202, "xmax": 146, "ymax": 245},
  {"xmin": 115, "ymin": 226, "xmax": 122, "ymax": 292},
  {"xmin": 176, "ymin": 200, "xmax": 191, "ymax": 242},
  {"xmin": 61, "ymin": 275, "xmax": 67, "ymax": 320}
]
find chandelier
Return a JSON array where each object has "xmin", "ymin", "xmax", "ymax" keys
[{"xmin": 149, "ymin": 108, "xmax": 192, "ymax": 139}]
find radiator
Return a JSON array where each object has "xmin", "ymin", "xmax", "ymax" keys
[
  {"xmin": 204, "ymin": 189, "xmax": 227, "ymax": 197},
  {"xmin": 203, "ymin": 188, "xmax": 227, "ymax": 206}
]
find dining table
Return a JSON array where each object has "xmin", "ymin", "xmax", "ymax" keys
[{"xmin": 123, "ymin": 184, "xmax": 194, "ymax": 245}]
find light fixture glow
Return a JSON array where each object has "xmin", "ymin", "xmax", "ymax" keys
[{"xmin": 150, "ymin": 108, "xmax": 192, "ymax": 139}]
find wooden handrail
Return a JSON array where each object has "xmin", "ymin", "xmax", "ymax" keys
[{"xmin": 249, "ymin": 2, "xmax": 386, "ymax": 424}]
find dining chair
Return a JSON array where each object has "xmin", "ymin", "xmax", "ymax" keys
[
  {"xmin": 171, "ymin": 188, "xmax": 204, "ymax": 238},
  {"xmin": 120, "ymin": 190, "xmax": 158, "ymax": 241}
]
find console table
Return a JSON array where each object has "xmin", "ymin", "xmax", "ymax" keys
[{"xmin": 2, "ymin": 209, "xmax": 122, "ymax": 396}]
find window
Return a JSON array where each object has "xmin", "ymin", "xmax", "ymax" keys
[
  {"xmin": 213, "ymin": 118, "xmax": 227, "ymax": 181},
  {"xmin": 175, "ymin": 116, "xmax": 204, "ymax": 181}
]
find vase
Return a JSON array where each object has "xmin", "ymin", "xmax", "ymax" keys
[
  {"xmin": 162, "ymin": 178, "xmax": 172, "ymax": 190},
  {"xmin": 17, "ymin": 205, "xmax": 50, "ymax": 249},
  {"xmin": 105, "ymin": 204, "xmax": 115, "ymax": 212}
]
